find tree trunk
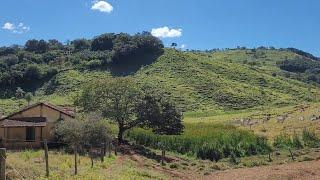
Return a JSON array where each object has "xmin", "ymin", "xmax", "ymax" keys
[
  {"xmin": 118, "ymin": 128, "xmax": 125, "ymax": 144},
  {"xmin": 108, "ymin": 142, "xmax": 112, "ymax": 157},
  {"xmin": 100, "ymin": 149, "xmax": 104, "ymax": 163}
]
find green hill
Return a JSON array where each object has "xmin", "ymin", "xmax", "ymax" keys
[
  {"xmin": 1, "ymin": 34, "xmax": 320, "ymax": 114},
  {"xmin": 135, "ymin": 49, "xmax": 319, "ymax": 112}
]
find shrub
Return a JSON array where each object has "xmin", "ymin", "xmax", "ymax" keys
[
  {"xmin": 302, "ymin": 129, "xmax": 320, "ymax": 148},
  {"xmin": 274, "ymin": 130, "xmax": 320, "ymax": 150},
  {"xmin": 273, "ymin": 134, "xmax": 293, "ymax": 149},
  {"xmin": 292, "ymin": 133, "xmax": 304, "ymax": 149}
]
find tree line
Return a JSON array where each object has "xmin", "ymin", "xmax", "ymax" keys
[
  {"xmin": 0, "ymin": 32, "xmax": 164, "ymax": 97},
  {"xmin": 277, "ymin": 57, "xmax": 320, "ymax": 84}
]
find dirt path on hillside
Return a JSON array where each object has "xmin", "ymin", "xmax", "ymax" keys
[{"xmin": 206, "ymin": 160, "xmax": 320, "ymax": 180}]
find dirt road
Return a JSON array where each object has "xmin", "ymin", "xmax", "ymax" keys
[
  {"xmin": 113, "ymin": 145, "xmax": 320, "ymax": 180},
  {"xmin": 206, "ymin": 160, "xmax": 320, "ymax": 180}
]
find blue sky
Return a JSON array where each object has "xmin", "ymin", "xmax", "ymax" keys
[{"xmin": 1, "ymin": 0, "xmax": 319, "ymax": 55}]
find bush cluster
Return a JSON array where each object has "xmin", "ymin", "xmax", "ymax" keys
[{"xmin": 277, "ymin": 57, "xmax": 320, "ymax": 84}]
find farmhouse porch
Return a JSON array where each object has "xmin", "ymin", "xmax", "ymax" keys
[{"xmin": 0, "ymin": 117, "xmax": 46, "ymax": 148}]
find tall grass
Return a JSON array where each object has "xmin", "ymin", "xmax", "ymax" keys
[
  {"xmin": 126, "ymin": 123, "xmax": 271, "ymax": 161},
  {"xmin": 273, "ymin": 129, "xmax": 320, "ymax": 149}
]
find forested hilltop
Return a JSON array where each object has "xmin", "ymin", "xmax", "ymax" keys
[
  {"xmin": 1, "ymin": 32, "xmax": 320, "ymax": 113},
  {"xmin": 0, "ymin": 32, "xmax": 164, "ymax": 97}
]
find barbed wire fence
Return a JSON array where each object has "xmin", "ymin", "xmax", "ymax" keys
[{"xmin": 0, "ymin": 139, "xmax": 116, "ymax": 179}]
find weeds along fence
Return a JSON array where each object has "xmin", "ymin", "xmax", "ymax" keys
[{"xmin": 126, "ymin": 123, "xmax": 271, "ymax": 161}]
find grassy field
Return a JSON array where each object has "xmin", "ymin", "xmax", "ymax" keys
[
  {"xmin": 6, "ymin": 150, "xmax": 167, "ymax": 180},
  {"xmin": 183, "ymin": 103, "xmax": 320, "ymax": 138},
  {"xmin": 126, "ymin": 102, "xmax": 320, "ymax": 162},
  {"xmin": 6, "ymin": 146, "xmax": 320, "ymax": 179}
]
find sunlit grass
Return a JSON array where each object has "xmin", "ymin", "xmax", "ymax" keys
[{"xmin": 6, "ymin": 150, "xmax": 168, "ymax": 180}]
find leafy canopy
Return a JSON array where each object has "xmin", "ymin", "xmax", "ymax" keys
[{"xmin": 76, "ymin": 77, "xmax": 184, "ymax": 143}]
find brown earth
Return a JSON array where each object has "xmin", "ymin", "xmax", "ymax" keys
[
  {"xmin": 114, "ymin": 144, "xmax": 320, "ymax": 180},
  {"xmin": 118, "ymin": 144, "xmax": 195, "ymax": 179},
  {"xmin": 205, "ymin": 160, "xmax": 320, "ymax": 180}
]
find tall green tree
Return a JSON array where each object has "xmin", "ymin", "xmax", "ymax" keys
[
  {"xmin": 137, "ymin": 95, "xmax": 184, "ymax": 135},
  {"xmin": 76, "ymin": 77, "xmax": 184, "ymax": 144},
  {"xmin": 76, "ymin": 77, "xmax": 143, "ymax": 143},
  {"xmin": 25, "ymin": 39, "xmax": 48, "ymax": 53},
  {"xmin": 137, "ymin": 93, "xmax": 184, "ymax": 164},
  {"xmin": 91, "ymin": 33, "xmax": 115, "ymax": 51},
  {"xmin": 72, "ymin": 39, "xmax": 91, "ymax": 51},
  {"xmin": 48, "ymin": 39, "xmax": 64, "ymax": 50}
]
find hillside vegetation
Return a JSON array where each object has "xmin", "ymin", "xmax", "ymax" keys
[
  {"xmin": 2, "ymin": 34, "xmax": 320, "ymax": 178},
  {"xmin": 1, "ymin": 33, "xmax": 320, "ymax": 114},
  {"xmin": 135, "ymin": 49, "xmax": 320, "ymax": 112}
]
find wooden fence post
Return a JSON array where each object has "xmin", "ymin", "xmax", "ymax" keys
[
  {"xmin": 74, "ymin": 146, "xmax": 78, "ymax": 175},
  {"xmin": 0, "ymin": 148, "xmax": 6, "ymax": 180},
  {"xmin": 288, "ymin": 148, "xmax": 295, "ymax": 161},
  {"xmin": 44, "ymin": 140, "xmax": 49, "ymax": 177},
  {"xmin": 161, "ymin": 150, "xmax": 165, "ymax": 165},
  {"xmin": 268, "ymin": 152, "xmax": 272, "ymax": 162}
]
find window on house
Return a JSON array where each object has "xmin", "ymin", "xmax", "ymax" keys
[{"xmin": 26, "ymin": 127, "xmax": 35, "ymax": 141}]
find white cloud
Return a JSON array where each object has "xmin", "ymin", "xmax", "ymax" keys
[
  {"xmin": 91, "ymin": 1, "xmax": 113, "ymax": 13},
  {"xmin": 2, "ymin": 22, "xmax": 30, "ymax": 33},
  {"xmin": 151, "ymin": 26, "xmax": 182, "ymax": 38},
  {"xmin": 2, "ymin": 22, "xmax": 15, "ymax": 30},
  {"xmin": 22, "ymin": 26, "xmax": 30, "ymax": 30},
  {"xmin": 180, "ymin": 44, "xmax": 186, "ymax": 49}
]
